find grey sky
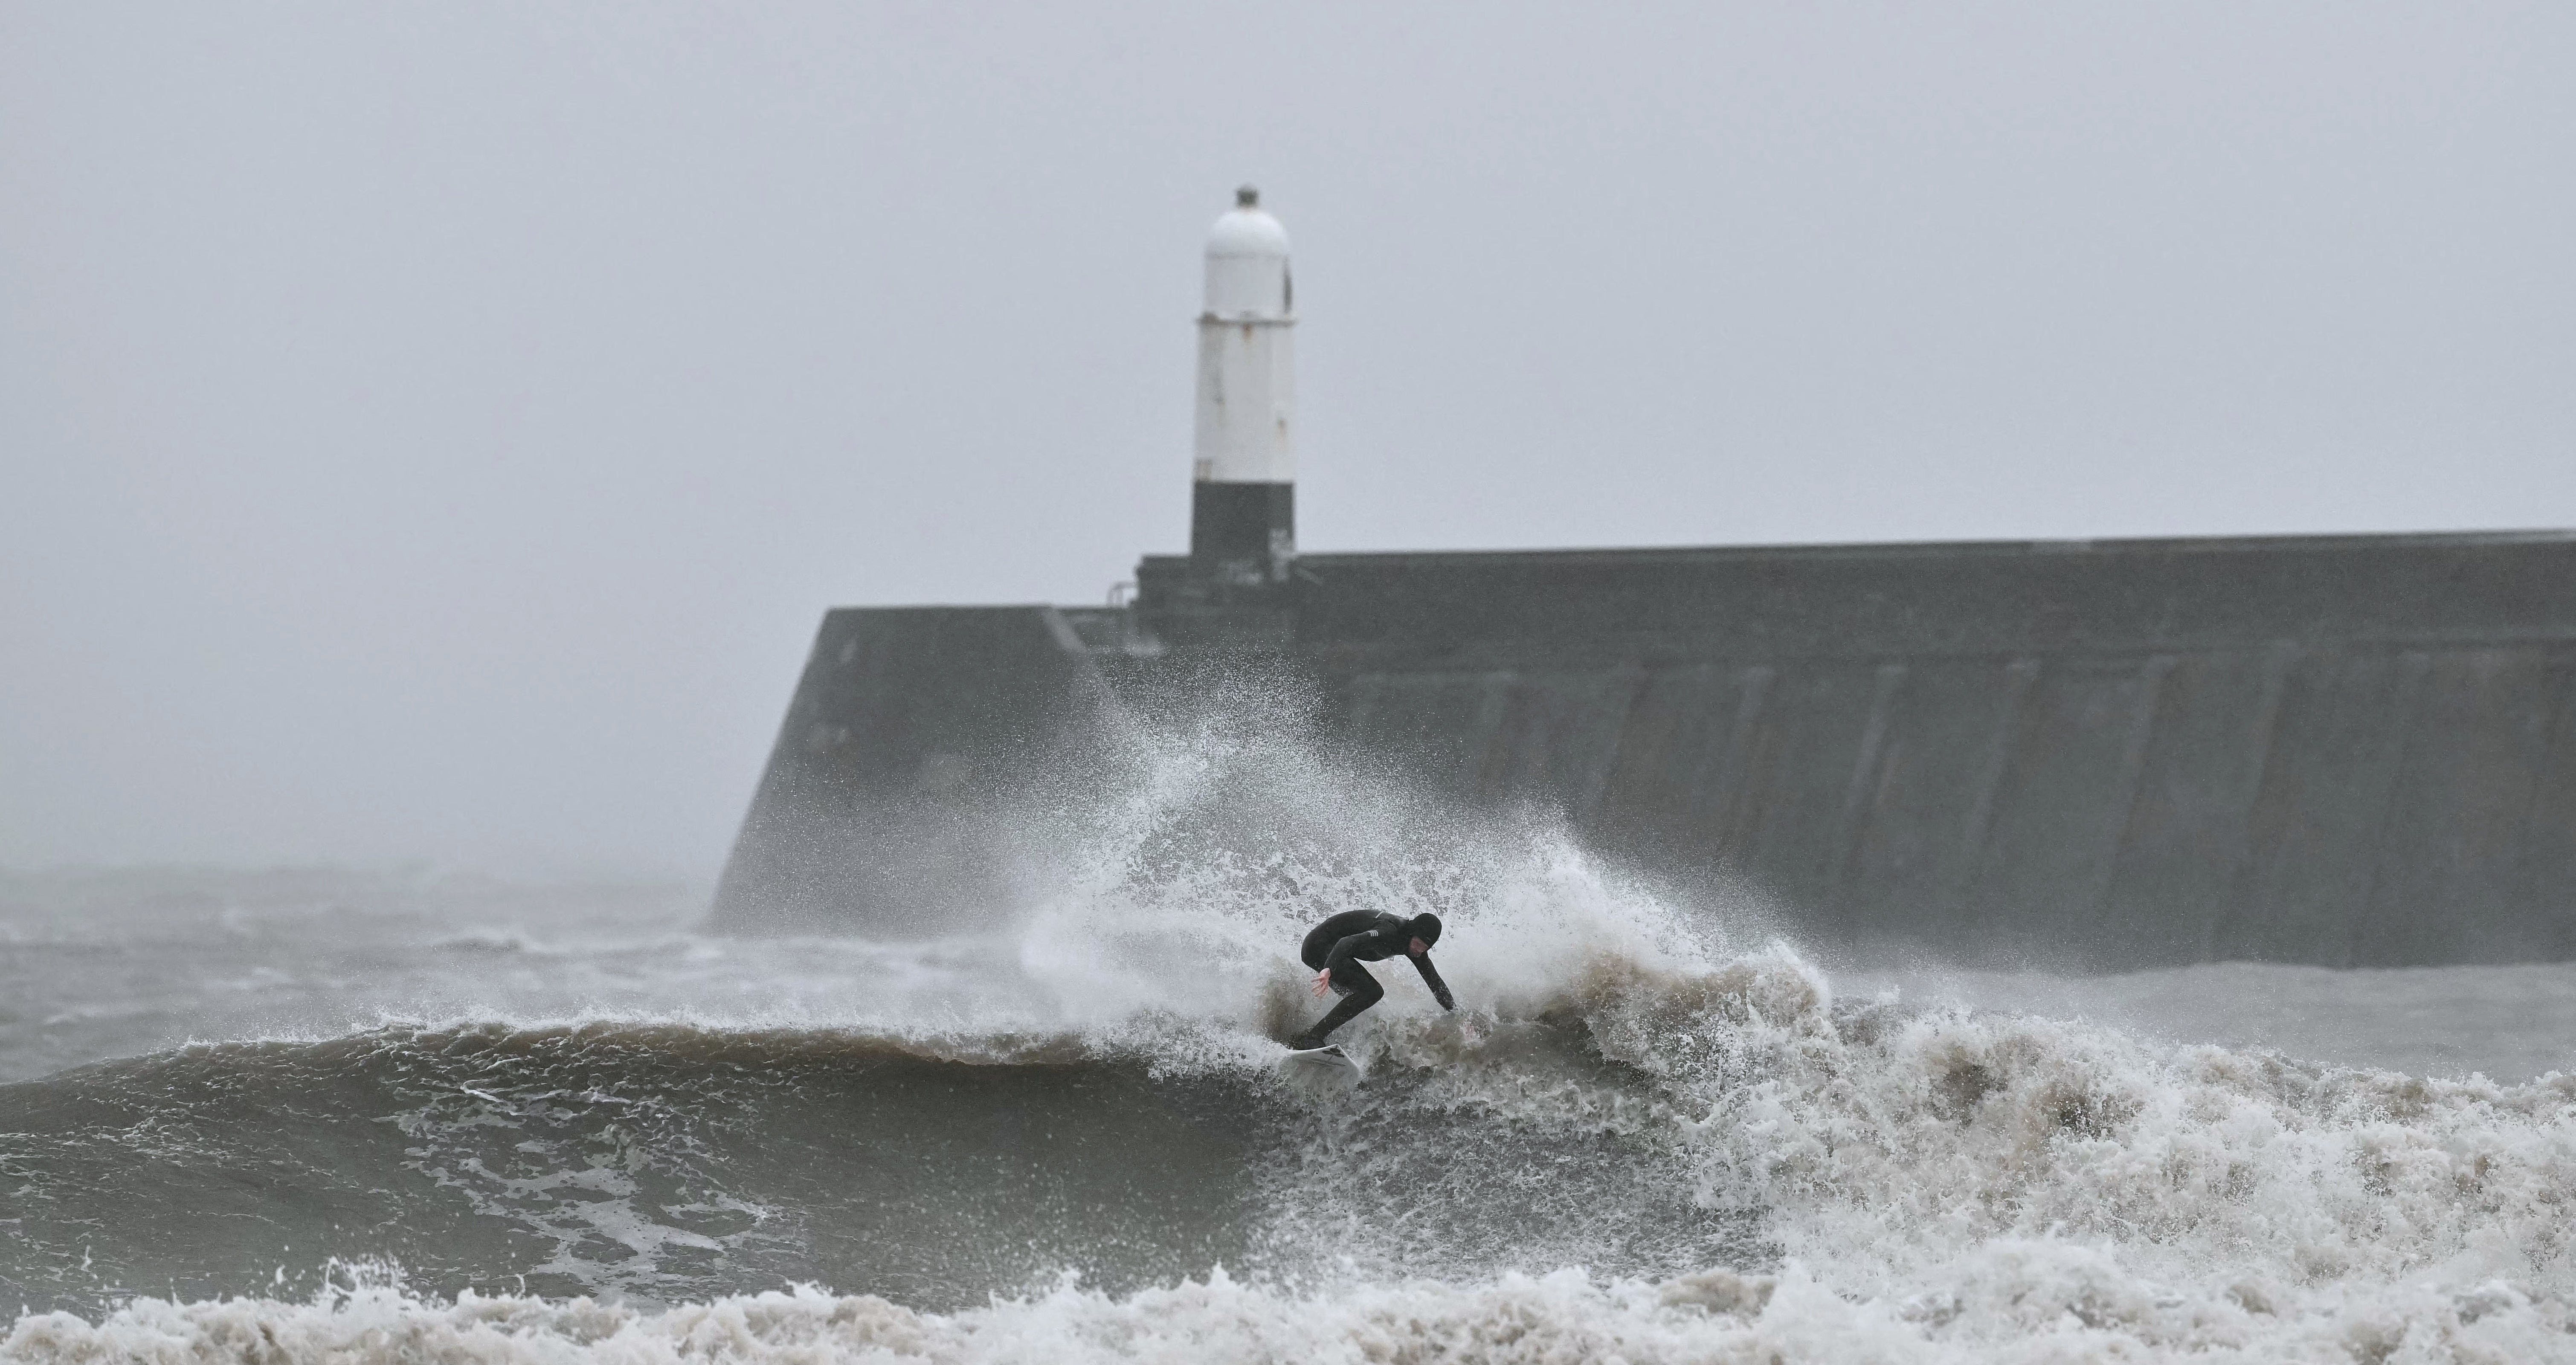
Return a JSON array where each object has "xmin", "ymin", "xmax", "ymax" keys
[{"xmin": 4, "ymin": 2, "xmax": 2570, "ymax": 875}]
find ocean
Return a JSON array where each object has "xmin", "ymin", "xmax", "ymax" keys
[{"xmin": 5, "ymin": 843, "xmax": 2575, "ymax": 1362}]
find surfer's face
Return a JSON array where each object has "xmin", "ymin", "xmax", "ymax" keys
[{"xmin": 1408, "ymin": 937, "xmax": 1430, "ymax": 956}]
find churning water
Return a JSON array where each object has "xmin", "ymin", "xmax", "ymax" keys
[{"xmin": 6, "ymin": 728, "xmax": 2576, "ymax": 1362}]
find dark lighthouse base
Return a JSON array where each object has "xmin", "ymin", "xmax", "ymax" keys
[{"xmin": 1190, "ymin": 480, "xmax": 1294, "ymax": 586}]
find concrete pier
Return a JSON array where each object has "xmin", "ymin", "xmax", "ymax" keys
[{"xmin": 716, "ymin": 530, "xmax": 2576, "ymax": 968}]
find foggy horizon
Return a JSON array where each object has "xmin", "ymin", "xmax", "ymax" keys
[{"xmin": 6, "ymin": 2, "xmax": 2570, "ymax": 876}]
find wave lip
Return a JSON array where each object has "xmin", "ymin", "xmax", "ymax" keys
[{"xmin": 0, "ymin": 1017, "xmax": 1314, "ymax": 1316}]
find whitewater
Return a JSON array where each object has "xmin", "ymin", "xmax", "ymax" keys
[{"xmin": 6, "ymin": 730, "xmax": 2576, "ymax": 1362}]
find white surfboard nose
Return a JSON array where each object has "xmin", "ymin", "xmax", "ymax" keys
[{"xmin": 1279, "ymin": 1045, "xmax": 1362, "ymax": 1102}]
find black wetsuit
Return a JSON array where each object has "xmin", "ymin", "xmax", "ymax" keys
[{"xmin": 1292, "ymin": 910, "xmax": 1455, "ymax": 1047}]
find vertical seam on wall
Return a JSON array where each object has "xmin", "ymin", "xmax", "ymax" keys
[
  {"xmin": 1827, "ymin": 662, "xmax": 1909, "ymax": 909},
  {"xmin": 1573, "ymin": 663, "xmax": 1647, "ymax": 823},
  {"xmin": 1669, "ymin": 664, "xmax": 1732, "ymax": 833},
  {"xmin": 2352, "ymin": 649, "xmax": 2436, "ymax": 967},
  {"xmin": 1468, "ymin": 670, "xmax": 1517, "ymax": 800},
  {"xmin": 1948, "ymin": 656, "xmax": 2040, "ymax": 933},
  {"xmin": 1701, "ymin": 665, "xmax": 1775, "ymax": 861},
  {"xmin": 2088, "ymin": 653, "xmax": 2175, "ymax": 925},
  {"xmin": 2207, "ymin": 640, "xmax": 2301, "ymax": 962},
  {"xmin": 2518, "ymin": 650, "xmax": 2576, "ymax": 956}
]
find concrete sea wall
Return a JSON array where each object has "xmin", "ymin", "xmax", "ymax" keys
[{"xmin": 716, "ymin": 532, "xmax": 2576, "ymax": 967}]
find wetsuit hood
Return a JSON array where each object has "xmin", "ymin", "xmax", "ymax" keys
[{"xmin": 1407, "ymin": 913, "xmax": 1442, "ymax": 947}]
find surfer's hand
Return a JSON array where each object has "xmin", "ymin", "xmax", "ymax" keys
[{"xmin": 1311, "ymin": 970, "xmax": 1332, "ymax": 998}]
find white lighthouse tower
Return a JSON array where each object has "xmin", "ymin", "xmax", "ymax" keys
[{"xmin": 1190, "ymin": 185, "xmax": 1297, "ymax": 584}]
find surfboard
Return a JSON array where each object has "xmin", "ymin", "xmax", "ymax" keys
[{"xmin": 1279, "ymin": 1044, "xmax": 1362, "ymax": 1101}]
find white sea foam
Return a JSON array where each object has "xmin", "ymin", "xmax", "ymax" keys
[{"xmin": 9, "ymin": 1254, "xmax": 2572, "ymax": 1365}]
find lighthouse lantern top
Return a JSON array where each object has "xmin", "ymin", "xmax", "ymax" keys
[{"xmin": 1202, "ymin": 186, "xmax": 1291, "ymax": 319}]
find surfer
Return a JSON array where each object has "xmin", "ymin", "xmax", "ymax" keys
[{"xmin": 1288, "ymin": 910, "xmax": 1454, "ymax": 1049}]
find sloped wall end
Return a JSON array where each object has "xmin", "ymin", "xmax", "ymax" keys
[{"xmin": 710, "ymin": 606, "xmax": 1117, "ymax": 936}]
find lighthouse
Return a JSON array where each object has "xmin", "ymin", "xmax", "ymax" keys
[{"xmin": 1190, "ymin": 185, "xmax": 1297, "ymax": 585}]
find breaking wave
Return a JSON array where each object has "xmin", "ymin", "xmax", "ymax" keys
[{"xmin": 9, "ymin": 938, "xmax": 2576, "ymax": 1361}]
